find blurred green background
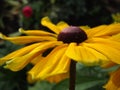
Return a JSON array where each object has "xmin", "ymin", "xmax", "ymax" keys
[{"xmin": 0, "ymin": 0, "xmax": 120, "ymax": 90}]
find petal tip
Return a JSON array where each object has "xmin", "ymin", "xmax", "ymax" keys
[
  {"xmin": 0, "ymin": 33, "xmax": 6, "ymax": 39},
  {"xmin": 19, "ymin": 28, "xmax": 24, "ymax": 33},
  {"xmin": 41, "ymin": 16, "xmax": 50, "ymax": 25}
]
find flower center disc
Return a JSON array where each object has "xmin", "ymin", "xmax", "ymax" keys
[{"xmin": 57, "ymin": 26, "xmax": 87, "ymax": 43}]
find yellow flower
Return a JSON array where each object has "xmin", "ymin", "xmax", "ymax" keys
[
  {"xmin": 0, "ymin": 17, "xmax": 120, "ymax": 83},
  {"xmin": 102, "ymin": 57, "xmax": 120, "ymax": 90},
  {"xmin": 104, "ymin": 67, "xmax": 120, "ymax": 90}
]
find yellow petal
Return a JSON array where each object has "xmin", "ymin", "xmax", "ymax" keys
[
  {"xmin": 41, "ymin": 17, "xmax": 60, "ymax": 34},
  {"xmin": 86, "ymin": 25, "xmax": 107, "ymax": 38},
  {"xmin": 87, "ymin": 38, "xmax": 120, "ymax": 50},
  {"xmin": 81, "ymin": 46, "xmax": 108, "ymax": 65},
  {"xmin": 28, "ymin": 41, "xmax": 63, "ymax": 54},
  {"xmin": 56, "ymin": 21, "xmax": 69, "ymax": 31},
  {"xmin": 0, "ymin": 35, "xmax": 56, "ymax": 44},
  {"xmin": 0, "ymin": 41, "xmax": 62, "ymax": 65},
  {"xmin": 96, "ymin": 23, "xmax": 120, "ymax": 36},
  {"xmin": 0, "ymin": 43, "xmax": 41, "ymax": 64},
  {"xmin": 66, "ymin": 43, "xmax": 108, "ymax": 66},
  {"xmin": 104, "ymin": 68, "xmax": 120, "ymax": 90},
  {"xmin": 88, "ymin": 23, "xmax": 120, "ymax": 38},
  {"xmin": 30, "ymin": 54, "xmax": 44, "ymax": 65},
  {"xmin": 65, "ymin": 43, "xmax": 82, "ymax": 61},
  {"xmin": 112, "ymin": 68, "xmax": 120, "ymax": 87},
  {"xmin": 19, "ymin": 28, "xmax": 57, "ymax": 37},
  {"xmin": 45, "ymin": 73, "xmax": 69, "ymax": 83},
  {"xmin": 101, "ymin": 61, "xmax": 116, "ymax": 68},
  {"xmin": 28, "ymin": 44, "xmax": 70, "ymax": 82},
  {"xmin": 104, "ymin": 78, "xmax": 119, "ymax": 90},
  {"xmin": 4, "ymin": 41, "xmax": 62, "ymax": 71},
  {"xmin": 4, "ymin": 52, "xmax": 40, "ymax": 71},
  {"xmin": 109, "ymin": 33, "xmax": 120, "ymax": 42},
  {"xmin": 84, "ymin": 38, "xmax": 120, "ymax": 64}
]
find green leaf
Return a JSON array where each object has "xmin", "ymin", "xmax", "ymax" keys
[
  {"xmin": 52, "ymin": 76, "xmax": 106, "ymax": 90},
  {"xmin": 76, "ymin": 77, "xmax": 105, "ymax": 90},
  {"xmin": 9, "ymin": 32, "xmax": 21, "ymax": 37},
  {"xmin": 52, "ymin": 79, "xmax": 69, "ymax": 90},
  {"xmin": 0, "ymin": 67, "xmax": 28, "ymax": 90},
  {"xmin": 29, "ymin": 81, "xmax": 54, "ymax": 90}
]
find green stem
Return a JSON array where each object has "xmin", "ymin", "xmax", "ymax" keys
[{"xmin": 69, "ymin": 60, "xmax": 76, "ymax": 90}]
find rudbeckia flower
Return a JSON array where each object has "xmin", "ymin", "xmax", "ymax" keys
[
  {"xmin": 0, "ymin": 17, "xmax": 120, "ymax": 83},
  {"xmin": 102, "ymin": 59, "xmax": 120, "ymax": 90},
  {"xmin": 104, "ymin": 65, "xmax": 120, "ymax": 90}
]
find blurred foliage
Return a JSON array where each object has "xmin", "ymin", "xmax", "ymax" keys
[
  {"xmin": 112, "ymin": 12, "xmax": 120, "ymax": 23},
  {"xmin": 21, "ymin": 0, "xmax": 114, "ymax": 29},
  {"xmin": 0, "ymin": 40, "xmax": 28, "ymax": 90},
  {"xmin": 0, "ymin": 67, "xmax": 28, "ymax": 90},
  {"xmin": 0, "ymin": 0, "xmax": 21, "ymax": 34},
  {"xmin": 0, "ymin": 0, "xmax": 120, "ymax": 90},
  {"xmin": 1, "ymin": 0, "xmax": 120, "ymax": 34}
]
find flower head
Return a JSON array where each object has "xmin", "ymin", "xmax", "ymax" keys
[
  {"xmin": 0, "ymin": 17, "xmax": 120, "ymax": 83},
  {"xmin": 57, "ymin": 26, "xmax": 87, "ymax": 43},
  {"xmin": 22, "ymin": 6, "xmax": 33, "ymax": 18}
]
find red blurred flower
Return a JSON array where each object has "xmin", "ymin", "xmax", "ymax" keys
[{"xmin": 22, "ymin": 6, "xmax": 33, "ymax": 18}]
